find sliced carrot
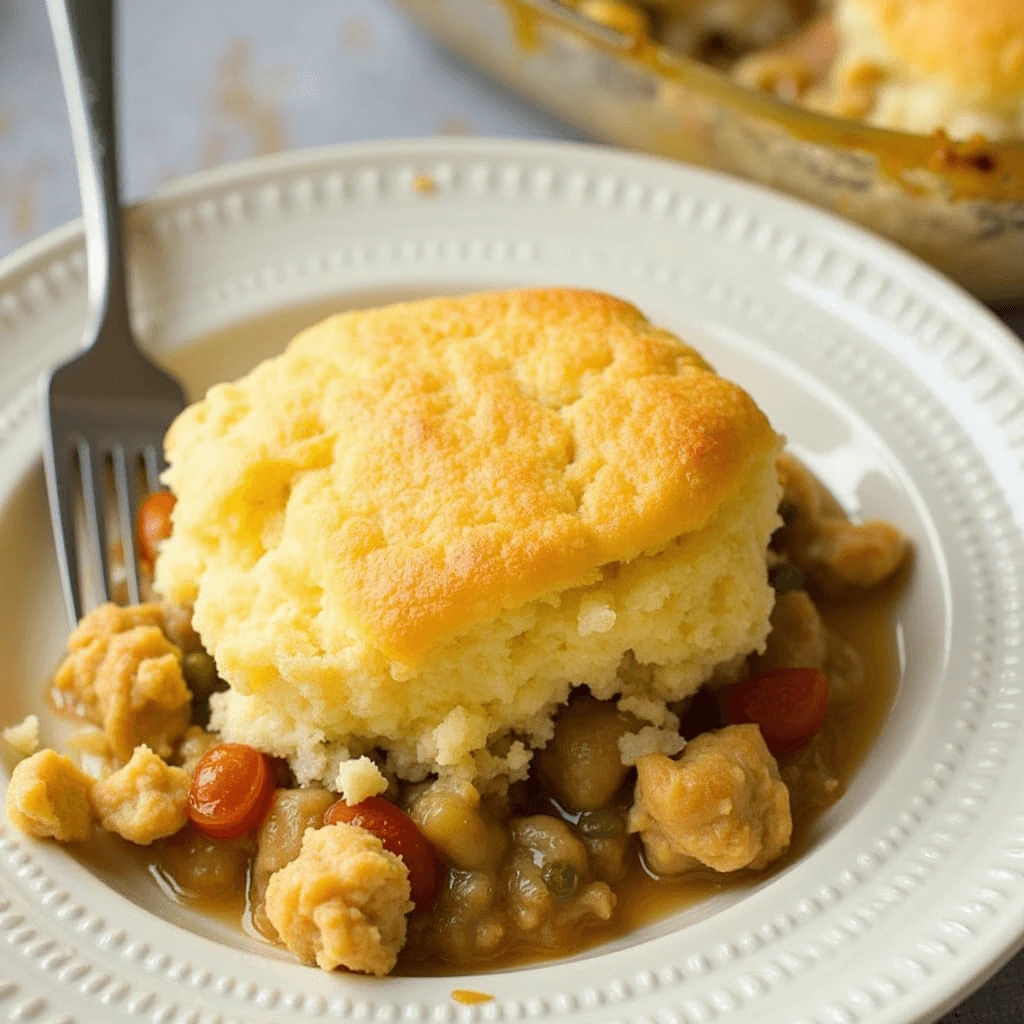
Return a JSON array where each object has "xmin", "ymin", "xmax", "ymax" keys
[
  {"xmin": 325, "ymin": 796, "xmax": 439, "ymax": 909},
  {"xmin": 725, "ymin": 667, "xmax": 830, "ymax": 757},
  {"xmin": 138, "ymin": 490, "xmax": 176, "ymax": 563},
  {"xmin": 187, "ymin": 743, "xmax": 275, "ymax": 840}
]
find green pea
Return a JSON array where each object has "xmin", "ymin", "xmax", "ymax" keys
[
  {"xmin": 542, "ymin": 862, "xmax": 580, "ymax": 901},
  {"xmin": 576, "ymin": 810, "xmax": 623, "ymax": 839},
  {"xmin": 769, "ymin": 563, "xmax": 805, "ymax": 593},
  {"xmin": 183, "ymin": 650, "xmax": 222, "ymax": 700}
]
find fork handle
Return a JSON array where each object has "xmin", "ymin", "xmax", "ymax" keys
[{"xmin": 46, "ymin": 0, "xmax": 132, "ymax": 345}]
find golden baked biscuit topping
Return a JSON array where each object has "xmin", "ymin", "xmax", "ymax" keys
[{"xmin": 158, "ymin": 289, "xmax": 777, "ymax": 664}]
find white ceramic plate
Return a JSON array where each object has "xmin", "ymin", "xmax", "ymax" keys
[{"xmin": 1, "ymin": 139, "xmax": 1023, "ymax": 1024}]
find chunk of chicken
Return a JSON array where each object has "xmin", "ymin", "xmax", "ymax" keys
[
  {"xmin": 775, "ymin": 454, "xmax": 908, "ymax": 593},
  {"xmin": 5, "ymin": 749, "xmax": 94, "ymax": 842},
  {"xmin": 629, "ymin": 725, "xmax": 791, "ymax": 874},
  {"xmin": 52, "ymin": 603, "xmax": 192, "ymax": 762},
  {"xmin": 91, "ymin": 745, "xmax": 189, "ymax": 845},
  {"xmin": 264, "ymin": 823, "xmax": 413, "ymax": 976}
]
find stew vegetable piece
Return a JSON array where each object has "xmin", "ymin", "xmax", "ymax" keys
[
  {"xmin": 138, "ymin": 491, "xmax": 176, "ymax": 564},
  {"xmin": 187, "ymin": 743, "xmax": 275, "ymax": 840},
  {"xmin": 725, "ymin": 667, "xmax": 830, "ymax": 757},
  {"xmin": 324, "ymin": 796, "xmax": 440, "ymax": 909}
]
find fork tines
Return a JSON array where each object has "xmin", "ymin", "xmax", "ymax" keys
[{"xmin": 44, "ymin": 379, "xmax": 184, "ymax": 627}]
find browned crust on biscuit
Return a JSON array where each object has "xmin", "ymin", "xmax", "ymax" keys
[
  {"xmin": 162, "ymin": 289, "xmax": 778, "ymax": 663},
  {"xmin": 848, "ymin": 0, "xmax": 1024, "ymax": 96}
]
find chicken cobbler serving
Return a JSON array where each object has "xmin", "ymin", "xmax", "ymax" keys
[{"xmin": 3, "ymin": 290, "xmax": 909, "ymax": 977}]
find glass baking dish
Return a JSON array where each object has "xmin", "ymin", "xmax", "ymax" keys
[{"xmin": 397, "ymin": 0, "xmax": 1024, "ymax": 305}]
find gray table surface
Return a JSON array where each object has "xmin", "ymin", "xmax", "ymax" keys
[{"xmin": 0, "ymin": 2, "xmax": 1021, "ymax": 1020}]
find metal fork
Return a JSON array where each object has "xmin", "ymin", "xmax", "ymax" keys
[{"xmin": 42, "ymin": 0, "xmax": 186, "ymax": 628}]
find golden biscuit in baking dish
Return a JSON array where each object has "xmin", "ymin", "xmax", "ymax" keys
[{"xmin": 828, "ymin": 0, "xmax": 1024, "ymax": 138}]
